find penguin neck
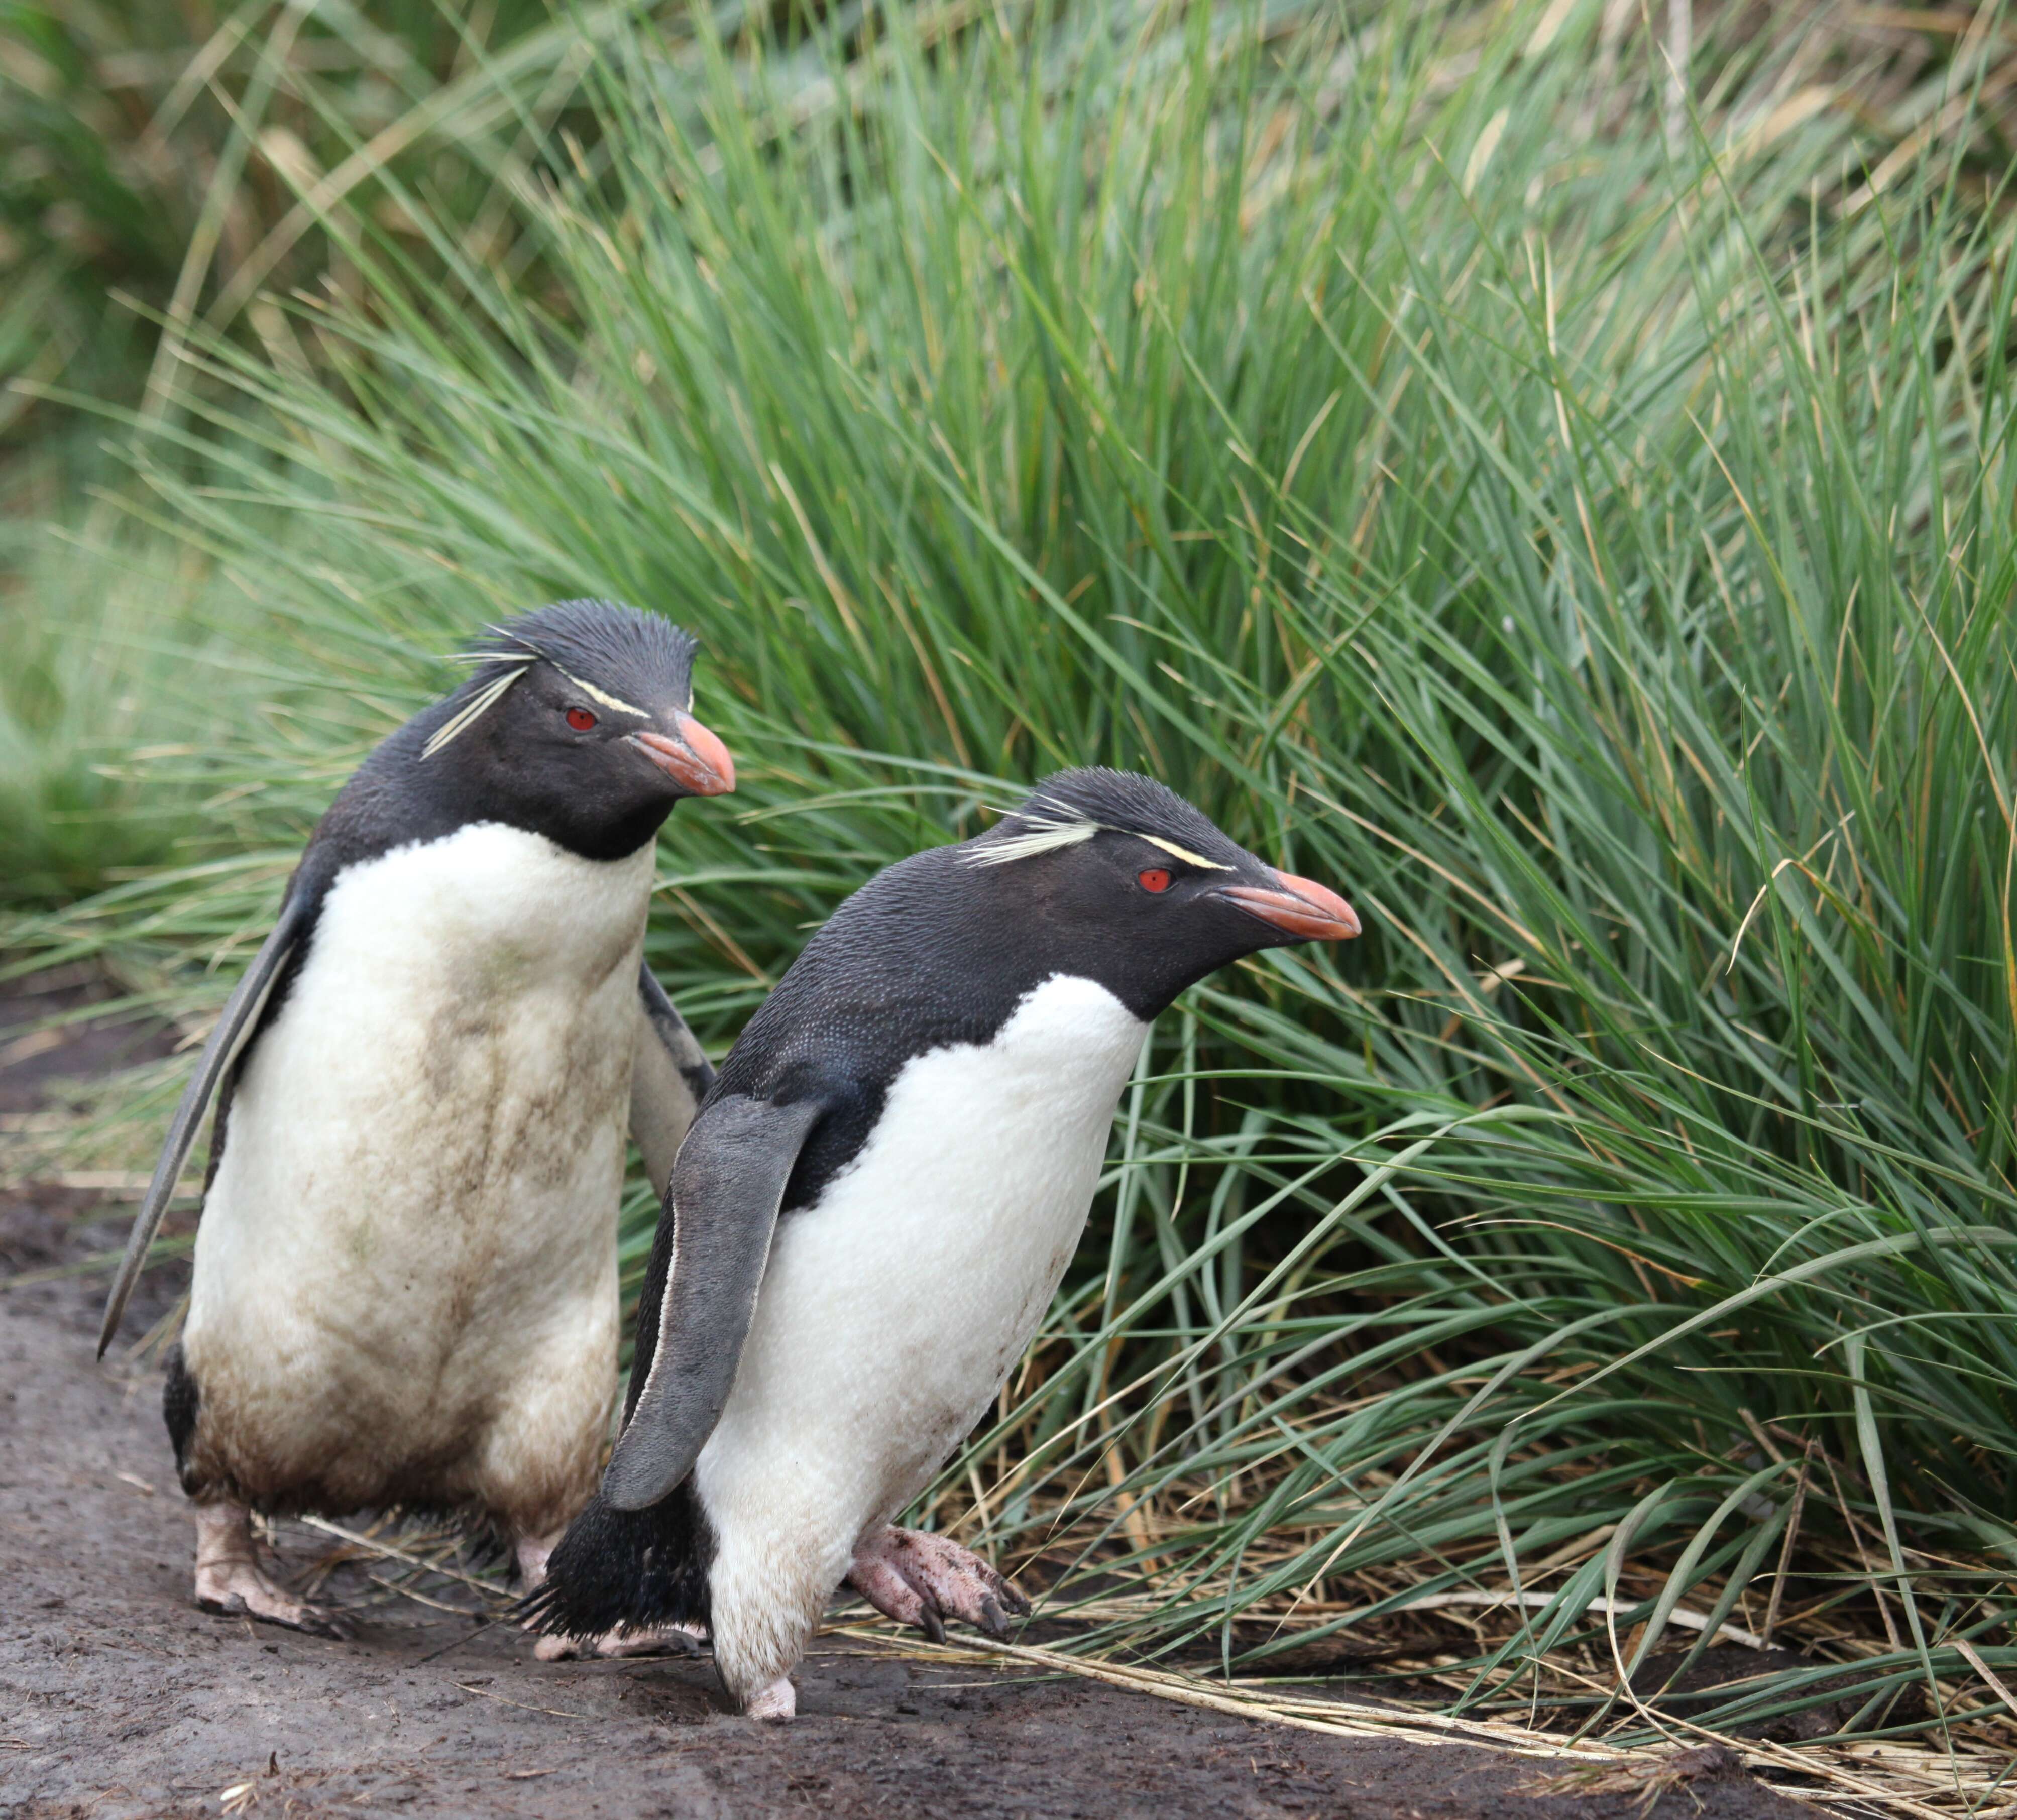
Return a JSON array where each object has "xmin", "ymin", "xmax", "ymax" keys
[
  {"xmin": 798, "ymin": 850, "xmax": 1222, "ymax": 1027},
  {"xmin": 322, "ymin": 719, "xmax": 676, "ymax": 868}
]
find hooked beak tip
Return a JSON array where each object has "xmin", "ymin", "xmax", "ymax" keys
[
  {"xmin": 632, "ymin": 715, "xmax": 736, "ymax": 797},
  {"xmin": 1222, "ymin": 869, "xmax": 1361, "ymax": 942}
]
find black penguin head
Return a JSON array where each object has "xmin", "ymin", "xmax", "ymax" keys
[
  {"xmin": 417, "ymin": 599, "xmax": 735, "ymax": 860},
  {"xmin": 963, "ymin": 768, "xmax": 1359, "ymax": 1019}
]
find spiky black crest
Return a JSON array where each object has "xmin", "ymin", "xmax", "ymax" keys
[
  {"xmin": 969, "ymin": 766, "xmax": 1247, "ymax": 869},
  {"xmin": 425, "ymin": 599, "xmax": 701, "ymax": 760},
  {"xmin": 476, "ymin": 598, "xmax": 699, "ymax": 703}
]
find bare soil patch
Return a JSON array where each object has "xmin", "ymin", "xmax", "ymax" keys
[{"xmin": 1, "ymin": 977, "xmax": 1822, "ymax": 1819}]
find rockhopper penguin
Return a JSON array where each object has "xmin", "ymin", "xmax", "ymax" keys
[
  {"xmin": 526, "ymin": 768, "xmax": 1360, "ymax": 1716},
  {"xmin": 99, "ymin": 599, "xmax": 735, "ymax": 1636}
]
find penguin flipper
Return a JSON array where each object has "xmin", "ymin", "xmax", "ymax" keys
[
  {"xmin": 96, "ymin": 893, "xmax": 309, "ymax": 1358},
  {"xmin": 601, "ymin": 1092, "xmax": 828, "ymax": 1511},
  {"xmin": 627, "ymin": 960, "xmax": 714, "ymax": 1197}
]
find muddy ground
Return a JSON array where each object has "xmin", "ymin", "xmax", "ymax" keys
[{"xmin": 1, "ymin": 974, "xmax": 1825, "ymax": 1819}]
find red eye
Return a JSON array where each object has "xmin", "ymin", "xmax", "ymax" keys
[
  {"xmin": 566, "ymin": 707, "xmax": 597, "ymax": 731},
  {"xmin": 1138, "ymin": 868, "xmax": 1172, "ymax": 894}
]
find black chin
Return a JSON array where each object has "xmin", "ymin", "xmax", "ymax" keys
[
  {"xmin": 488, "ymin": 789, "xmax": 681, "ymax": 862},
  {"xmin": 575, "ymin": 795, "xmax": 683, "ymax": 861}
]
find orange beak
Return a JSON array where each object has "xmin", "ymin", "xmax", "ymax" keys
[
  {"xmin": 631, "ymin": 714, "xmax": 736, "ymax": 797},
  {"xmin": 1221, "ymin": 869, "xmax": 1361, "ymax": 941}
]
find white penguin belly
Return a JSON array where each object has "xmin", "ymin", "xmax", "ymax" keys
[
  {"xmin": 181, "ymin": 823, "xmax": 654, "ymax": 1529},
  {"xmin": 694, "ymin": 974, "xmax": 1149, "ymax": 1602}
]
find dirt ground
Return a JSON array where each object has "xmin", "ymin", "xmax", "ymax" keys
[{"xmin": 1, "ymin": 975, "xmax": 1826, "ymax": 1820}]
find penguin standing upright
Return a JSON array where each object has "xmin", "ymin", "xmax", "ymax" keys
[
  {"xmin": 99, "ymin": 599, "xmax": 736, "ymax": 1636},
  {"xmin": 528, "ymin": 768, "xmax": 1360, "ymax": 1716}
]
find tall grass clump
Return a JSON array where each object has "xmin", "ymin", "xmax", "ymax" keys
[
  {"xmin": 0, "ymin": 0, "xmax": 621, "ymax": 454},
  {"xmin": 22, "ymin": 0, "xmax": 2017, "ymax": 1762},
  {"xmin": 0, "ymin": 0, "xmax": 675, "ymax": 903},
  {"xmin": 0, "ymin": 510, "xmax": 255, "ymax": 902}
]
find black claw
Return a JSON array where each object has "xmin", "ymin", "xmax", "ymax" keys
[
  {"xmin": 200, "ymin": 1593, "xmax": 352, "ymax": 1640},
  {"xmin": 1001, "ymin": 1581, "xmax": 1033, "ymax": 1618},
  {"xmin": 916, "ymin": 1597, "xmax": 946, "ymax": 1644},
  {"xmin": 977, "ymin": 1594, "xmax": 1009, "ymax": 1640},
  {"xmin": 299, "ymin": 1609, "xmax": 354, "ymax": 1641}
]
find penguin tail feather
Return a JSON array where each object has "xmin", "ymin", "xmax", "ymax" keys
[{"xmin": 518, "ymin": 1486, "xmax": 713, "ymax": 1640}]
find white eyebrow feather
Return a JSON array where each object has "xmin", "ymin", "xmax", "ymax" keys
[
  {"xmin": 966, "ymin": 795, "xmax": 1234, "ymax": 871},
  {"xmin": 448, "ymin": 639, "xmax": 538, "ymax": 668},
  {"xmin": 422, "ymin": 664, "xmax": 529, "ymax": 759},
  {"xmin": 1138, "ymin": 834, "xmax": 1232, "ymax": 871},
  {"xmin": 557, "ymin": 668, "xmax": 648, "ymax": 718},
  {"xmin": 966, "ymin": 814, "xmax": 1101, "ymax": 866}
]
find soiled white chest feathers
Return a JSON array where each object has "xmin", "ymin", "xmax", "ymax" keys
[
  {"xmin": 181, "ymin": 823, "xmax": 655, "ymax": 1525},
  {"xmin": 696, "ymin": 974, "xmax": 1150, "ymax": 1580}
]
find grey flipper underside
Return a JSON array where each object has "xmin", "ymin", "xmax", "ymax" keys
[
  {"xmin": 601, "ymin": 1093, "xmax": 827, "ymax": 1511},
  {"xmin": 96, "ymin": 892, "xmax": 312, "ymax": 1358},
  {"xmin": 627, "ymin": 960, "xmax": 714, "ymax": 1197}
]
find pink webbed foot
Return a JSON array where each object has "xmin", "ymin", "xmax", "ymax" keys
[
  {"xmin": 193, "ymin": 1504, "xmax": 353, "ymax": 1640},
  {"xmin": 532, "ymin": 1625, "xmax": 705, "ymax": 1661},
  {"xmin": 846, "ymin": 1526, "xmax": 1032, "ymax": 1643}
]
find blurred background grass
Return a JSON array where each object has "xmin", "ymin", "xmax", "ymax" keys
[{"xmin": 6, "ymin": 0, "xmax": 2017, "ymax": 1781}]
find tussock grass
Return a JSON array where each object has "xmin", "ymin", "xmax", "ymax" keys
[
  {"xmin": 0, "ymin": 0, "xmax": 609, "ymax": 447},
  {"xmin": 10, "ymin": 0, "xmax": 2017, "ymax": 1790}
]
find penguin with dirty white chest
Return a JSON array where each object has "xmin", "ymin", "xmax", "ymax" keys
[
  {"xmin": 528, "ymin": 768, "xmax": 1361, "ymax": 1717},
  {"xmin": 100, "ymin": 599, "xmax": 735, "ymax": 1636}
]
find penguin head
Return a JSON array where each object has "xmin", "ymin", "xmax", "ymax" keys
[
  {"xmin": 963, "ymin": 768, "xmax": 1359, "ymax": 1019},
  {"xmin": 418, "ymin": 599, "xmax": 735, "ymax": 859}
]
